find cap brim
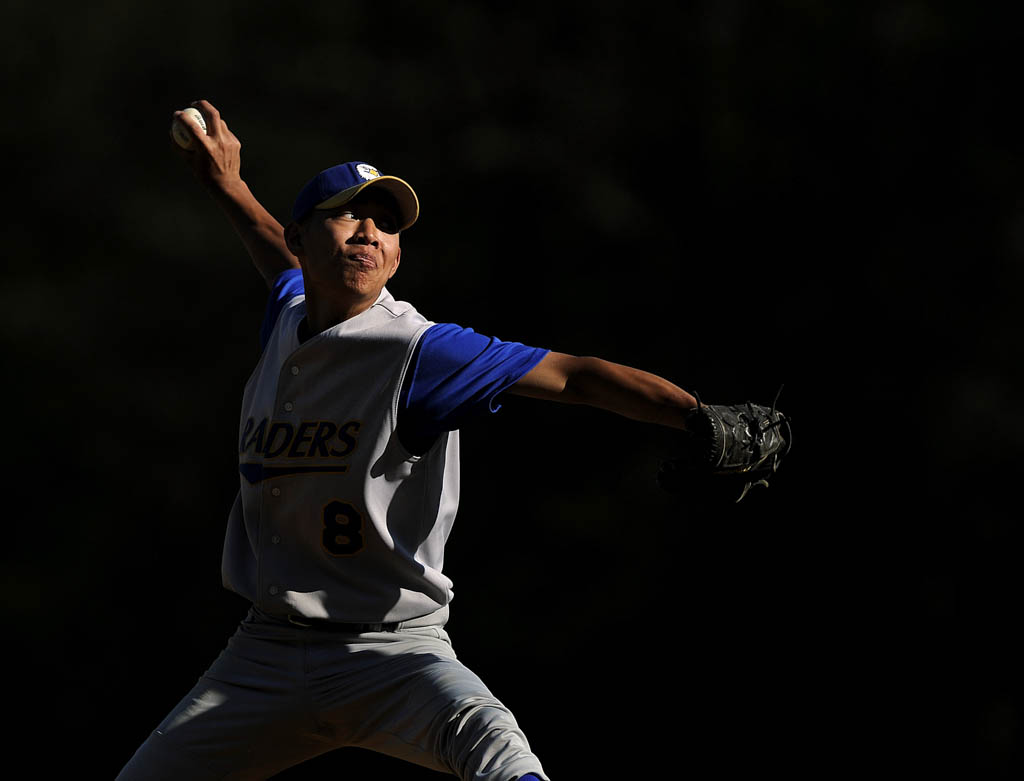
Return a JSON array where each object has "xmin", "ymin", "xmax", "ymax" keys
[{"xmin": 314, "ymin": 175, "xmax": 420, "ymax": 231}]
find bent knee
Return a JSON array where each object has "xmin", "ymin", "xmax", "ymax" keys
[{"xmin": 442, "ymin": 698, "xmax": 543, "ymax": 780}]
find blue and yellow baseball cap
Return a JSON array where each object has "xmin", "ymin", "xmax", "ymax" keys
[{"xmin": 291, "ymin": 161, "xmax": 420, "ymax": 230}]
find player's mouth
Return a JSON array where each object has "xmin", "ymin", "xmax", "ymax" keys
[{"xmin": 345, "ymin": 252, "xmax": 377, "ymax": 269}]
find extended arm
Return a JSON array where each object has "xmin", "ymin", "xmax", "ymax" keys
[
  {"xmin": 507, "ymin": 352, "xmax": 699, "ymax": 430},
  {"xmin": 172, "ymin": 100, "xmax": 299, "ymax": 289}
]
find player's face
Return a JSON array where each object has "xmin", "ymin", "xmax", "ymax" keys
[{"xmin": 293, "ymin": 189, "xmax": 402, "ymax": 304}]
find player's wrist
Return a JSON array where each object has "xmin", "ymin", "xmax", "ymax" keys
[
  {"xmin": 206, "ymin": 171, "xmax": 247, "ymax": 197},
  {"xmin": 208, "ymin": 176, "xmax": 265, "ymax": 219}
]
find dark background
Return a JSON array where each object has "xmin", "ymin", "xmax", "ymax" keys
[{"xmin": 4, "ymin": 1, "xmax": 1022, "ymax": 778}]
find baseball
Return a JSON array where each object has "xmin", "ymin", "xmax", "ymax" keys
[{"xmin": 170, "ymin": 107, "xmax": 207, "ymax": 150}]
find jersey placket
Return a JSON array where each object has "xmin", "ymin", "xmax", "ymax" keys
[{"xmin": 261, "ymin": 353, "xmax": 307, "ymax": 607}]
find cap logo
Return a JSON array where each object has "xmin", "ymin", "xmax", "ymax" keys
[{"xmin": 356, "ymin": 163, "xmax": 381, "ymax": 181}]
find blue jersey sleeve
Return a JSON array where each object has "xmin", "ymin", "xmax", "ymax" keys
[
  {"xmin": 398, "ymin": 323, "xmax": 550, "ymax": 455},
  {"xmin": 259, "ymin": 268, "xmax": 305, "ymax": 350}
]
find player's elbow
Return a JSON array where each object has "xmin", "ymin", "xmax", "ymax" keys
[
  {"xmin": 508, "ymin": 352, "xmax": 588, "ymax": 402},
  {"xmin": 559, "ymin": 356, "xmax": 623, "ymax": 405}
]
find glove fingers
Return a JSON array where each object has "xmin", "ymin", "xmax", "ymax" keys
[{"xmin": 661, "ymin": 399, "xmax": 791, "ymax": 504}]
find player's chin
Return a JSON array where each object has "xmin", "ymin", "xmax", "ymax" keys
[{"xmin": 338, "ymin": 270, "xmax": 383, "ymax": 295}]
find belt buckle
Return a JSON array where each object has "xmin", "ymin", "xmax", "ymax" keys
[{"xmin": 287, "ymin": 615, "xmax": 313, "ymax": 628}]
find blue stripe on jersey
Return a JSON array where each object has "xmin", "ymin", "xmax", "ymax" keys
[
  {"xmin": 259, "ymin": 268, "xmax": 305, "ymax": 351},
  {"xmin": 398, "ymin": 323, "xmax": 549, "ymax": 455}
]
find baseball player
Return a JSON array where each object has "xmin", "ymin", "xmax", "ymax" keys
[{"xmin": 117, "ymin": 100, "xmax": 780, "ymax": 780}]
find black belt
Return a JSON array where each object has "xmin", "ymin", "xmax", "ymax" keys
[{"xmin": 287, "ymin": 615, "xmax": 398, "ymax": 633}]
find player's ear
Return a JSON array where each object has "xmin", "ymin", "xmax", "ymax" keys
[
  {"xmin": 284, "ymin": 222, "xmax": 304, "ymax": 256},
  {"xmin": 387, "ymin": 247, "xmax": 401, "ymax": 279}
]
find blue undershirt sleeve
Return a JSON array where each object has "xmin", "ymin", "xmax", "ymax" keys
[
  {"xmin": 259, "ymin": 268, "xmax": 305, "ymax": 350},
  {"xmin": 398, "ymin": 323, "xmax": 550, "ymax": 455}
]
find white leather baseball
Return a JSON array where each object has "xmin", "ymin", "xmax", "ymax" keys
[{"xmin": 171, "ymin": 107, "xmax": 207, "ymax": 150}]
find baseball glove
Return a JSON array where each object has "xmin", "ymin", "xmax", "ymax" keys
[{"xmin": 658, "ymin": 392, "xmax": 792, "ymax": 503}]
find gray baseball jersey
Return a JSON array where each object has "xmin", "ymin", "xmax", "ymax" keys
[{"xmin": 222, "ymin": 286, "xmax": 459, "ymax": 624}]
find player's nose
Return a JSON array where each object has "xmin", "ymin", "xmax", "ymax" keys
[{"xmin": 349, "ymin": 218, "xmax": 381, "ymax": 246}]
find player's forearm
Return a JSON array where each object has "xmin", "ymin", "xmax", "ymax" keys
[
  {"xmin": 513, "ymin": 353, "xmax": 698, "ymax": 430},
  {"xmin": 565, "ymin": 357, "xmax": 698, "ymax": 429},
  {"xmin": 207, "ymin": 176, "xmax": 300, "ymax": 287}
]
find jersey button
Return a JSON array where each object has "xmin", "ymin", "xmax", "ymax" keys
[
  {"xmin": 271, "ymin": 487, "xmax": 281, "ymax": 497},
  {"xmin": 269, "ymin": 585, "xmax": 280, "ymax": 595},
  {"xmin": 283, "ymin": 402, "xmax": 294, "ymax": 412},
  {"xmin": 290, "ymin": 366, "xmax": 300, "ymax": 375}
]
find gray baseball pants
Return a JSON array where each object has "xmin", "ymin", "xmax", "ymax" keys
[{"xmin": 116, "ymin": 608, "xmax": 547, "ymax": 780}]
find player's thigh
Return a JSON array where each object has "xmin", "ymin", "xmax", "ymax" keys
[
  {"xmin": 117, "ymin": 674, "xmax": 328, "ymax": 781},
  {"xmin": 117, "ymin": 621, "xmax": 323, "ymax": 780},
  {"xmin": 315, "ymin": 628, "xmax": 538, "ymax": 776}
]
